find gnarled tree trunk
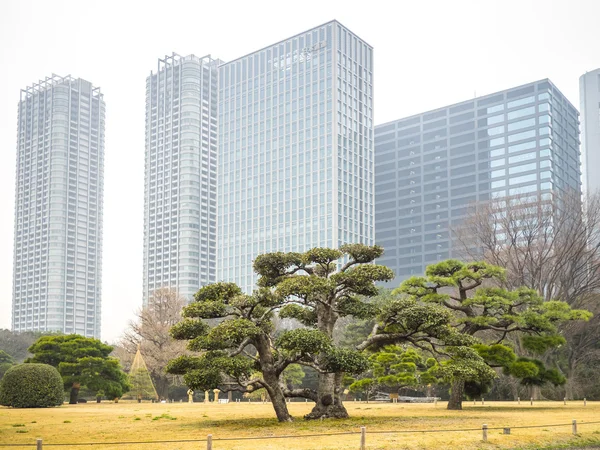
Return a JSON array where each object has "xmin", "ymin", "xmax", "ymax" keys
[
  {"xmin": 447, "ymin": 379, "xmax": 464, "ymax": 410},
  {"xmin": 305, "ymin": 372, "xmax": 348, "ymax": 419},
  {"xmin": 254, "ymin": 334, "xmax": 293, "ymax": 422},
  {"xmin": 263, "ymin": 370, "xmax": 293, "ymax": 422},
  {"xmin": 305, "ymin": 303, "xmax": 348, "ymax": 420}
]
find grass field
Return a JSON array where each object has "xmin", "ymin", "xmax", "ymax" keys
[{"xmin": 1, "ymin": 400, "xmax": 600, "ymax": 449}]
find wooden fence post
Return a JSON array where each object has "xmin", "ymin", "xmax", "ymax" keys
[
  {"xmin": 37, "ymin": 439, "xmax": 43, "ymax": 450},
  {"xmin": 360, "ymin": 426, "xmax": 366, "ymax": 450},
  {"xmin": 572, "ymin": 420, "xmax": 577, "ymax": 435},
  {"xmin": 584, "ymin": 398, "xmax": 587, "ymax": 406},
  {"xmin": 564, "ymin": 397, "xmax": 567, "ymax": 405},
  {"xmin": 530, "ymin": 397, "xmax": 533, "ymax": 406},
  {"xmin": 517, "ymin": 397, "xmax": 520, "ymax": 405},
  {"xmin": 503, "ymin": 427, "xmax": 511, "ymax": 435},
  {"xmin": 207, "ymin": 434, "xmax": 213, "ymax": 450},
  {"xmin": 482, "ymin": 424, "xmax": 488, "ymax": 442}
]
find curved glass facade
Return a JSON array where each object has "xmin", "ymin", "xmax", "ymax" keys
[{"xmin": 143, "ymin": 54, "xmax": 220, "ymax": 305}]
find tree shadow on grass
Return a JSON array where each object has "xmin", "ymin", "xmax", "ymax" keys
[{"xmin": 177, "ymin": 413, "xmax": 493, "ymax": 433}]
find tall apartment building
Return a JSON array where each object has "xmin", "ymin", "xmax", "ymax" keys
[
  {"xmin": 375, "ymin": 79, "xmax": 580, "ymax": 281},
  {"xmin": 580, "ymin": 69, "xmax": 600, "ymax": 195},
  {"xmin": 12, "ymin": 75, "xmax": 105, "ymax": 337},
  {"xmin": 142, "ymin": 54, "xmax": 220, "ymax": 305},
  {"xmin": 218, "ymin": 21, "xmax": 374, "ymax": 292}
]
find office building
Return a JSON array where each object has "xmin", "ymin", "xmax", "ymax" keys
[
  {"xmin": 580, "ymin": 69, "xmax": 600, "ymax": 195},
  {"xmin": 142, "ymin": 54, "xmax": 220, "ymax": 305},
  {"xmin": 12, "ymin": 75, "xmax": 105, "ymax": 337},
  {"xmin": 217, "ymin": 21, "xmax": 374, "ymax": 292},
  {"xmin": 375, "ymin": 79, "xmax": 581, "ymax": 281}
]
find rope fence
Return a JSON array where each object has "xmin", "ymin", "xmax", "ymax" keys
[{"xmin": 2, "ymin": 420, "xmax": 600, "ymax": 448}]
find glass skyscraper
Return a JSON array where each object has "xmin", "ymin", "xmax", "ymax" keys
[
  {"xmin": 143, "ymin": 54, "xmax": 221, "ymax": 305},
  {"xmin": 218, "ymin": 21, "xmax": 374, "ymax": 292},
  {"xmin": 580, "ymin": 68, "xmax": 600, "ymax": 195},
  {"xmin": 12, "ymin": 75, "xmax": 105, "ymax": 337},
  {"xmin": 375, "ymin": 79, "xmax": 581, "ymax": 281}
]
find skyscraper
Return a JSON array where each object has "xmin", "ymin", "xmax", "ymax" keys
[
  {"xmin": 217, "ymin": 21, "xmax": 374, "ymax": 292},
  {"xmin": 375, "ymin": 79, "xmax": 580, "ymax": 281},
  {"xmin": 142, "ymin": 54, "xmax": 220, "ymax": 305},
  {"xmin": 12, "ymin": 75, "xmax": 105, "ymax": 337},
  {"xmin": 580, "ymin": 68, "xmax": 600, "ymax": 195}
]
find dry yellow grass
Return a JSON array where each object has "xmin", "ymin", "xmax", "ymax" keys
[{"xmin": 1, "ymin": 400, "xmax": 599, "ymax": 449}]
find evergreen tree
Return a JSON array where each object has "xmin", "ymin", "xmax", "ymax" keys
[
  {"xmin": 27, "ymin": 335, "xmax": 130, "ymax": 403},
  {"xmin": 396, "ymin": 260, "xmax": 591, "ymax": 410},
  {"xmin": 168, "ymin": 245, "xmax": 474, "ymax": 421},
  {"xmin": 348, "ymin": 346, "xmax": 439, "ymax": 399}
]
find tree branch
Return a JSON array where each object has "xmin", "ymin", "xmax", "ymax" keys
[
  {"xmin": 283, "ymin": 388, "xmax": 318, "ymax": 401},
  {"xmin": 228, "ymin": 337, "xmax": 252, "ymax": 357}
]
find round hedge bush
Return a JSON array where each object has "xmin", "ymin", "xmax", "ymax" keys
[{"xmin": 0, "ymin": 363, "xmax": 64, "ymax": 408}]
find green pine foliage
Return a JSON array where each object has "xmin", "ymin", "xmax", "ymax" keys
[
  {"xmin": 0, "ymin": 350, "xmax": 13, "ymax": 365},
  {"xmin": 167, "ymin": 244, "xmax": 400, "ymax": 421},
  {"xmin": 395, "ymin": 259, "xmax": 591, "ymax": 408},
  {"xmin": 348, "ymin": 346, "xmax": 439, "ymax": 398},
  {"xmin": 348, "ymin": 378, "xmax": 377, "ymax": 400},
  {"xmin": 27, "ymin": 335, "xmax": 130, "ymax": 402}
]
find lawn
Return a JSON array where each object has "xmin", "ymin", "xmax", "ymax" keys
[{"xmin": 1, "ymin": 401, "xmax": 600, "ymax": 449}]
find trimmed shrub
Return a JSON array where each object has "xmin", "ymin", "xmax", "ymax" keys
[{"xmin": 0, "ymin": 364, "xmax": 64, "ymax": 408}]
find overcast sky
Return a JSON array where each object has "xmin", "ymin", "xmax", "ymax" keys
[{"xmin": 0, "ymin": 0, "xmax": 598, "ymax": 343}]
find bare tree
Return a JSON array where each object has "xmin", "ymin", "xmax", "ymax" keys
[
  {"xmin": 455, "ymin": 190, "xmax": 600, "ymax": 301},
  {"xmin": 119, "ymin": 287, "xmax": 188, "ymax": 399},
  {"xmin": 454, "ymin": 190, "xmax": 600, "ymax": 398},
  {"xmin": 552, "ymin": 295, "xmax": 600, "ymax": 399}
]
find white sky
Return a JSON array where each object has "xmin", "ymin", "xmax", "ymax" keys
[{"xmin": 0, "ymin": 0, "xmax": 598, "ymax": 343}]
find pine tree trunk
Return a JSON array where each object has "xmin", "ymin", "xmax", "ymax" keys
[
  {"xmin": 69, "ymin": 383, "xmax": 80, "ymax": 404},
  {"xmin": 565, "ymin": 382, "xmax": 574, "ymax": 401},
  {"xmin": 254, "ymin": 334, "xmax": 293, "ymax": 422},
  {"xmin": 447, "ymin": 379, "xmax": 464, "ymax": 410},
  {"xmin": 305, "ymin": 372, "xmax": 349, "ymax": 419},
  {"xmin": 262, "ymin": 371, "xmax": 293, "ymax": 422},
  {"xmin": 510, "ymin": 380, "xmax": 519, "ymax": 401},
  {"xmin": 563, "ymin": 363, "xmax": 575, "ymax": 400},
  {"xmin": 156, "ymin": 376, "xmax": 170, "ymax": 401},
  {"xmin": 530, "ymin": 385, "xmax": 540, "ymax": 400}
]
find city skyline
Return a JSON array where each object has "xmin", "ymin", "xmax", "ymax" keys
[{"xmin": 0, "ymin": 0, "xmax": 599, "ymax": 342}]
